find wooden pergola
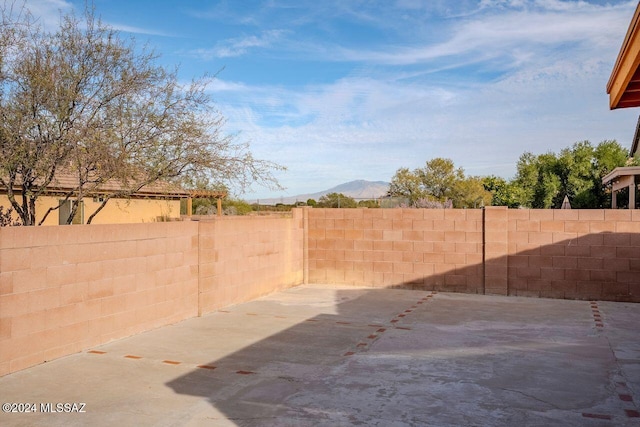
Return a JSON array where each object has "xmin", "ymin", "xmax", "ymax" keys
[
  {"xmin": 186, "ymin": 190, "xmax": 227, "ymax": 217},
  {"xmin": 602, "ymin": 166, "xmax": 640, "ymax": 209},
  {"xmin": 601, "ymin": 116, "xmax": 640, "ymax": 209},
  {"xmin": 602, "ymin": 2, "xmax": 640, "ymax": 208}
]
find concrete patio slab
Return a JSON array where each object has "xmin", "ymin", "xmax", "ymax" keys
[{"xmin": 0, "ymin": 284, "xmax": 639, "ymax": 426}]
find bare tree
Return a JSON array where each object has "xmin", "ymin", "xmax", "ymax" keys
[{"xmin": 0, "ymin": 4, "xmax": 283, "ymax": 225}]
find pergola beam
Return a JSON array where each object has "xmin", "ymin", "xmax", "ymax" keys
[{"xmin": 186, "ymin": 190, "xmax": 227, "ymax": 217}]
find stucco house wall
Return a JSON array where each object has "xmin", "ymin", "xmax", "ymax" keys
[{"xmin": 0, "ymin": 195, "xmax": 182, "ymax": 225}]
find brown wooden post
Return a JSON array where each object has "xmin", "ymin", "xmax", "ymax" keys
[
  {"xmin": 187, "ymin": 196, "xmax": 193, "ymax": 217},
  {"xmin": 217, "ymin": 197, "xmax": 222, "ymax": 217}
]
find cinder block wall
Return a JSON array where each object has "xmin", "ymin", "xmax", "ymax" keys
[
  {"xmin": 198, "ymin": 211, "xmax": 304, "ymax": 313},
  {"xmin": 306, "ymin": 207, "xmax": 640, "ymax": 302},
  {"xmin": 306, "ymin": 208, "xmax": 484, "ymax": 292},
  {"xmin": 2, "ymin": 206, "xmax": 639, "ymax": 376},
  {"xmin": 0, "ymin": 212, "xmax": 304, "ymax": 376},
  {"xmin": 505, "ymin": 209, "xmax": 640, "ymax": 301},
  {"xmin": 0, "ymin": 222, "xmax": 200, "ymax": 376}
]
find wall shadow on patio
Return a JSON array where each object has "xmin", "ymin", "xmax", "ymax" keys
[{"xmin": 165, "ymin": 232, "xmax": 640, "ymax": 424}]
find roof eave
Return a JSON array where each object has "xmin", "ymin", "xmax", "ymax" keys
[
  {"xmin": 631, "ymin": 114, "xmax": 640, "ymax": 157},
  {"xmin": 602, "ymin": 166, "xmax": 640, "ymax": 185},
  {"xmin": 608, "ymin": 2, "xmax": 640, "ymax": 110}
]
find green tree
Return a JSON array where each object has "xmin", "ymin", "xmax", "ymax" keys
[
  {"xmin": 532, "ymin": 153, "xmax": 561, "ymax": 208},
  {"xmin": 389, "ymin": 158, "xmax": 468, "ymax": 207},
  {"xmin": 512, "ymin": 152, "xmax": 538, "ymax": 207},
  {"xmin": 358, "ymin": 200, "xmax": 379, "ymax": 208},
  {"xmin": 591, "ymin": 140, "xmax": 633, "ymax": 208},
  {"xmin": 222, "ymin": 199, "xmax": 253, "ymax": 215},
  {"xmin": 388, "ymin": 167, "xmax": 426, "ymax": 206},
  {"xmin": 0, "ymin": 5, "xmax": 281, "ymax": 225},
  {"xmin": 454, "ymin": 176, "xmax": 492, "ymax": 208},
  {"xmin": 482, "ymin": 175, "xmax": 520, "ymax": 207},
  {"xmin": 512, "ymin": 152, "xmax": 561, "ymax": 208},
  {"xmin": 556, "ymin": 141, "xmax": 600, "ymax": 208},
  {"xmin": 511, "ymin": 140, "xmax": 629, "ymax": 208},
  {"xmin": 419, "ymin": 158, "xmax": 464, "ymax": 201},
  {"xmin": 317, "ymin": 193, "xmax": 357, "ymax": 208}
]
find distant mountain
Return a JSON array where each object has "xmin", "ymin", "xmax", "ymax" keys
[
  {"xmin": 326, "ymin": 180, "xmax": 391, "ymax": 199},
  {"xmin": 254, "ymin": 180, "xmax": 390, "ymax": 205}
]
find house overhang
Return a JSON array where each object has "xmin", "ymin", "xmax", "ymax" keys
[
  {"xmin": 631, "ymin": 114, "xmax": 640, "ymax": 156},
  {"xmin": 608, "ymin": 2, "xmax": 640, "ymax": 109},
  {"xmin": 602, "ymin": 166, "xmax": 640, "ymax": 209},
  {"xmin": 602, "ymin": 166, "xmax": 640, "ymax": 189}
]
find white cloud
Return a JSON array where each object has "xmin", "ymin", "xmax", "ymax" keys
[
  {"xmin": 229, "ymin": 58, "xmax": 637, "ymax": 199},
  {"xmin": 13, "ymin": 0, "xmax": 170, "ymax": 36},
  {"xmin": 328, "ymin": 1, "xmax": 632, "ymax": 66},
  {"xmin": 208, "ymin": 79, "xmax": 251, "ymax": 92},
  {"xmin": 214, "ymin": 1, "xmax": 639, "ymax": 198},
  {"xmin": 18, "ymin": 0, "xmax": 639, "ymax": 199},
  {"xmin": 108, "ymin": 23, "xmax": 172, "ymax": 37},
  {"xmin": 7, "ymin": 0, "xmax": 72, "ymax": 30},
  {"xmin": 190, "ymin": 29, "xmax": 288, "ymax": 59}
]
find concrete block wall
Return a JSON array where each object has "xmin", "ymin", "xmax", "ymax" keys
[
  {"xmin": 0, "ymin": 222, "xmax": 200, "ymax": 376},
  {"xmin": 306, "ymin": 208, "xmax": 484, "ymax": 293},
  {"xmin": 307, "ymin": 207, "xmax": 640, "ymax": 302},
  {"xmin": 198, "ymin": 211, "xmax": 304, "ymax": 314},
  {"xmin": 506, "ymin": 209, "xmax": 640, "ymax": 301},
  {"xmin": 0, "ymin": 212, "xmax": 304, "ymax": 376},
  {"xmin": 484, "ymin": 207, "xmax": 509, "ymax": 295},
  {"xmin": 2, "ymin": 206, "xmax": 639, "ymax": 376}
]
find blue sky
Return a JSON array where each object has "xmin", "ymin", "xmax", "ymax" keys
[{"xmin": 28, "ymin": 0, "xmax": 640, "ymax": 199}]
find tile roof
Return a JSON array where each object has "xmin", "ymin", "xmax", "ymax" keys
[{"xmin": 4, "ymin": 169, "xmax": 191, "ymax": 199}]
